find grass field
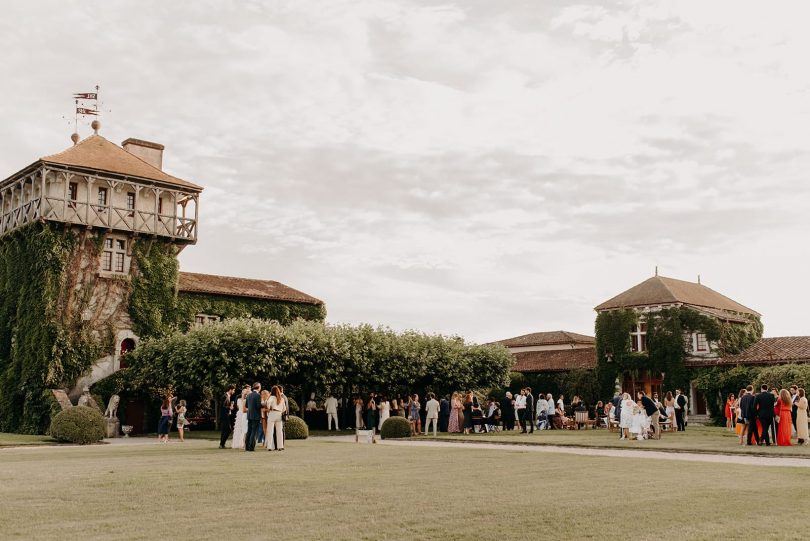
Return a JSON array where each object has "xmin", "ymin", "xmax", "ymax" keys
[
  {"xmin": 2, "ymin": 437, "xmax": 809, "ymax": 540},
  {"xmin": 0, "ymin": 432, "xmax": 57, "ymax": 447},
  {"xmin": 430, "ymin": 425, "xmax": 810, "ymax": 457}
]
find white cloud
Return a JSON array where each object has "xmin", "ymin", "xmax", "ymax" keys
[{"xmin": 1, "ymin": 0, "xmax": 809, "ymax": 342}]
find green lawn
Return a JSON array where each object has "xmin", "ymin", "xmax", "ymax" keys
[
  {"xmin": 429, "ymin": 425, "xmax": 810, "ymax": 457},
  {"xmin": 0, "ymin": 432, "xmax": 56, "ymax": 447},
  {"xmin": 1, "ymin": 438, "xmax": 809, "ymax": 540}
]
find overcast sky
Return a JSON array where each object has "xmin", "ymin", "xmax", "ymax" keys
[{"xmin": 2, "ymin": 1, "xmax": 809, "ymax": 343}]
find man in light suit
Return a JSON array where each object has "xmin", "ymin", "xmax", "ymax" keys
[
  {"xmin": 424, "ymin": 393, "xmax": 440, "ymax": 436},
  {"xmin": 324, "ymin": 394, "xmax": 339, "ymax": 431}
]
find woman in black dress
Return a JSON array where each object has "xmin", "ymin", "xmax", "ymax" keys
[{"xmin": 462, "ymin": 391, "xmax": 474, "ymax": 434}]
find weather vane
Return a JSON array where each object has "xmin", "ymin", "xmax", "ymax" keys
[{"xmin": 70, "ymin": 85, "xmax": 102, "ymax": 143}]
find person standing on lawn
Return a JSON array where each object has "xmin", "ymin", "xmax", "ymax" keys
[
  {"xmin": 425, "ymin": 393, "xmax": 440, "ymax": 436},
  {"xmin": 638, "ymin": 391, "xmax": 660, "ymax": 440},
  {"xmin": 409, "ymin": 394, "xmax": 422, "ymax": 435},
  {"xmin": 776, "ymin": 389, "xmax": 793, "ymax": 447},
  {"xmin": 790, "ymin": 385, "xmax": 799, "ymax": 433},
  {"xmin": 753, "ymin": 384, "xmax": 775, "ymax": 446},
  {"xmin": 501, "ymin": 391, "xmax": 514, "ymax": 431},
  {"xmin": 796, "ymin": 389, "xmax": 808, "ymax": 445},
  {"xmin": 674, "ymin": 389, "xmax": 687, "ymax": 431},
  {"xmin": 439, "ymin": 395, "xmax": 450, "ymax": 432},
  {"xmin": 218, "ymin": 384, "xmax": 236, "ymax": 449},
  {"xmin": 448, "ymin": 392, "xmax": 462, "ymax": 433},
  {"xmin": 612, "ymin": 393, "xmax": 623, "ymax": 438},
  {"xmin": 546, "ymin": 393, "xmax": 556, "ymax": 429},
  {"xmin": 244, "ymin": 382, "xmax": 262, "ymax": 452},
  {"xmin": 265, "ymin": 385, "xmax": 285, "ymax": 451},
  {"xmin": 515, "ymin": 389, "xmax": 527, "ymax": 433},
  {"xmin": 524, "ymin": 387, "xmax": 535, "ymax": 434},
  {"xmin": 324, "ymin": 394, "xmax": 339, "ymax": 431}
]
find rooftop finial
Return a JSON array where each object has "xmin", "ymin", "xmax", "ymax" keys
[
  {"xmin": 655, "ymin": 265, "xmax": 658, "ymax": 276},
  {"xmin": 91, "ymin": 120, "xmax": 100, "ymax": 134},
  {"xmin": 70, "ymin": 133, "xmax": 80, "ymax": 145},
  {"xmin": 697, "ymin": 274, "xmax": 701, "ymax": 284}
]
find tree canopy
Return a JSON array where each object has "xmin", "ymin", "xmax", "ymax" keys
[{"xmin": 96, "ymin": 319, "xmax": 513, "ymax": 401}]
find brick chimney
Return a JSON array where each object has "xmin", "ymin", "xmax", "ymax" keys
[{"xmin": 122, "ymin": 138, "xmax": 164, "ymax": 170}]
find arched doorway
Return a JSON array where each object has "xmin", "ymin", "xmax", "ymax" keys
[{"xmin": 119, "ymin": 338, "xmax": 136, "ymax": 368}]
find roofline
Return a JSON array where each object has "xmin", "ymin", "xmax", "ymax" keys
[
  {"xmin": 178, "ymin": 271, "xmax": 324, "ymax": 306},
  {"xmin": 594, "ymin": 301, "xmax": 760, "ymax": 318},
  {"xmin": 38, "ymin": 161, "xmax": 204, "ymax": 193}
]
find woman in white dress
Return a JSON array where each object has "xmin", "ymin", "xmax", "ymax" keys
[
  {"xmin": 620, "ymin": 393, "xmax": 635, "ymax": 441},
  {"xmin": 266, "ymin": 385, "xmax": 285, "ymax": 451},
  {"xmin": 231, "ymin": 389, "xmax": 248, "ymax": 449},
  {"xmin": 630, "ymin": 401, "xmax": 647, "ymax": 440},
  {"xmin": 378, "ymin": 395, "xmax": 390, "ymax": 430}
]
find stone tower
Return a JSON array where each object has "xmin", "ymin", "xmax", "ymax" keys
[{"xmin": 0, "ymin": 128, "xmax": 202, "ymax": 430}]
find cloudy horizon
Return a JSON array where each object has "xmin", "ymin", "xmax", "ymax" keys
[{"xmin": 2, "ymin": 1, "xmax": 809, "ymax": 343}]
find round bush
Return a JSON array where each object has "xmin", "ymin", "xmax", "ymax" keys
[
  {"xmin": 49, "ymin": 406, "xmax": 105, "ymax": 444},
  {"xmin": 284, "ymin": 415, "xmax": 309, "ymax": 439},
  {"xmin": 380, "ymin": 416, "xmax": 412, "ymax": 439},
  {"xmin": 286, "ymin": 397, "xmax": 300, "ymax": 415}
]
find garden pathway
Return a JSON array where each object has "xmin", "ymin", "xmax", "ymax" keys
[{"xmin": 319, "ymin": 435, "xmax": 810, "ymax": 468}]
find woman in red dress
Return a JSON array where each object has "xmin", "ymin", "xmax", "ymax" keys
[
  {"xmin": 776, "ymin": 389, "xmax": 793, "ymax": 446},
  {"xmin": 724, "ymin": 393, "xmax": 735, "ymax": 431}
]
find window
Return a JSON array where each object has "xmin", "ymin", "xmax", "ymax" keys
[
  {"xmin": 194, "ymin": 314, "xmax": 220, "ymax": 327},
  {"xmin": 630, "ymin": 322, "xmax": 647, "ymax": 352},
  {"xmin": 97, "ymin": 187, "xmax": 108, "ymax": 208},
  {"xmin": 126, "ymin": 192, "xmax": 136, "ymax": 217},
  {"xmin": 101, "ymin": 236, "xmax": 128, "ymax": 274},
  {"xmin": 68, "ymin": 182, "xmax": 78, "ymax": 208},
  {"xmin": 157, "ymin": 197, "xmax": 163, "ymax": 215},
  {"xmin": 102, "ymin": 251, "xmax": 112, "ymax": 272},
  {"xmin": 694, "ymin": 333, "xmax": 708, "ymax": 352}
]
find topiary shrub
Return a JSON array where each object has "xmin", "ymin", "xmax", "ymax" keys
[
  {"xmin": 284, "ymin": 415, "xmax": 309, "ymax": 439},
  {"xmin": 49, "ymin": 406, "xmax": 105, "ymax": 444},
  {"xmin": 380, "ymin": 416, "xmax": 412, "ymax": 439}
]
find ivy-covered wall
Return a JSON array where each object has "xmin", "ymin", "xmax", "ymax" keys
[
  {"xmin": 0, "ymin": 223, "xmax": 106, "ymax": 433},
  {"xmin": 128, "ymin": 239, "xmax": 326, "ymax": 340},
  {"xmin": 176, "ymin": 293, "xmax": 325, "ymax": 329},
  {"xmin": 594, "ymin": 307, "xmax": 762, "ymax": 400}
]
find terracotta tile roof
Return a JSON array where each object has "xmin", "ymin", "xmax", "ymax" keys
[
  {"xmin": 594, "ymin": 275, "xmax": 759, "ymax": 316},
  {"xmin": 177, "ymin": 271, "xmax": 323, "ymax": 305},
  {"xmin": 511, "ymin": 347, "xmax": 597, "ymax": 373},
  {"xmin": 685, "ymin": 336, "xmax": 810, "ymax": 367},
  {"xmin": 497, "ymin": 330, "xmax": 595, "ymax": 348},
  {"xmin": 38, "ymin": 135, "xmax": 202, "ymax": 192}
]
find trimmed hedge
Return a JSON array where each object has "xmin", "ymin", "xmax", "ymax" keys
[
  {"xmin": 380, "ymin": 416, "xmax": 412, "ymax": 439},
  {"xmin": 284, "ymin": 415, "xmax": 309, "ymax": 440},
  {"xmin": 49, "ymin": 406, "xmax": 105, "ymax": 444}
]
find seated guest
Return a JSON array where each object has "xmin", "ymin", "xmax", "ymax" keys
[
  {"xmin": 486, "ymin": 399, "xmax": 501, "ymax": 431},
  {"xmin": 471, "ymin": 396, "xmax": 485, "ymax": 432},
  {"xmin": 536, "ymin": 394, "xmax": 548, "ymax": 430}
]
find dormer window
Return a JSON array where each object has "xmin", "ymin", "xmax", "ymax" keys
[{"xmin": 630, "ymin": 323, "xmax": 647, "ymax": 352}]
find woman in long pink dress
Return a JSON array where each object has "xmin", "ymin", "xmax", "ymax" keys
[
  {"xmin": 776, "ymin": 389, "xmax": 792, "ymax": 446},
  {"xmin": 447, "ymin": 391, "xmax": 462, "ymax": 433}
]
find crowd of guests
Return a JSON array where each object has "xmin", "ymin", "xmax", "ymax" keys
[
  {"xmin": 213, "ymin": 381, "xmax": 809, "ymax": 448},
  {"xmin": 726, "ymin": 384, "xmax": 808, "ymax": 446},
  {"xmin": 218, "ymin": 383, "xmax": 291, "ymax": 452}
]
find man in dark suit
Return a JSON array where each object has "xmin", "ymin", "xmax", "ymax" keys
[
  {"xmin": 639, "ymin": 391, "xmax": 660, "ymax": 440},
  {"xmin": 439, "ymin": 395, "xmax": 450, "ymax": 432},
  {"xmin": 244, "ymin": 382, "xmax": 263, "ymax": 451},
  {"xmin": 754, "ymin": 384, "xmax": 775, "ymax": 446},
  {"xmin": 740, "ymin": 385, "xmax": 757, "ymax": 445},
  {"xmin": 218, "ymin": 384, "xmax": 236, "ymax": 449},
  {"xmin": 790, "ymin": 385, "xmax": 799, "ymax": 431},
  {"xmin": 524, "ymin": 387, "xmax": 535, "ymax": 434}
]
